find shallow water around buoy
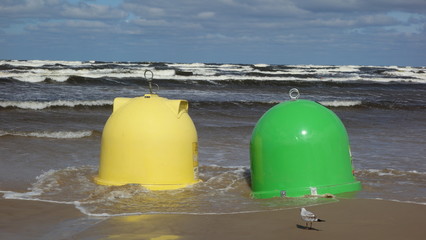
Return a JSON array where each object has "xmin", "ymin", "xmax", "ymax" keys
[{"xmin": 1, "ymin": 165, "xmax": 338, "ymax": 216}]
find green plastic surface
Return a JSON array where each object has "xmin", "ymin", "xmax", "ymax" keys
[{"xmin": 250, "ymin": 99, "xmax": 361, "ymax": 198}]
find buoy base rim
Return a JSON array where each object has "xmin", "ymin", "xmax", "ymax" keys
[
  {"xmin": 251, "ymin": 181, "xmax": 362, "ymax": 199},
  {"xmin": 94, "ymin": 176, "xmax": 202, "ymax": 190}
]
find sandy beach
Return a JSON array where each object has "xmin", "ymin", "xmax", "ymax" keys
[{"xmin": 1, "ymin": 197, "xmax": 424, "ymax": 240}]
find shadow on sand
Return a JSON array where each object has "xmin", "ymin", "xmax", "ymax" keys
[{"xmin": 296, "ymin": 224, "xmax": 321, "ymax": 231}]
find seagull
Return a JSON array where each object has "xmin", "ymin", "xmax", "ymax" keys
[{"xmin": 300, "ymin": 207, "xmax": 325, "ymax": 229}]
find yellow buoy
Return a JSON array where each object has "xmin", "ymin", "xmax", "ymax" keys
[{"xmin": 94, "ymin": 93, "xmax": 200, "ymax": 190}]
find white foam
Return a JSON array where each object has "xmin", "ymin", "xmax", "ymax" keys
[
  {"xmin": 0, "ymin": 130, "xmax": 93, "ymax": 139},
  {"xmin": 0, "ymin": 190, "xmax": 109, "ymax": 217},
  {"xmin": 1, "ymin": 190, "xmax": 42, "ymax": 199},
  {"xmin": 73, "ymin": 202, "xmax": 116, "ymax": 217},
  {"xmin": 253, "ymin": 63, "xmax": 269, "ymax": 67},
  {"xmin": 356, "ymin": 168, "xmax": 426, "ymax": 176},
  {"xmin": 319, "ymin": 100, "xmax": 362, "ymax": 107},
  {"xmin": 370, "ymin": 198, "xmax": 426, "ymax": 206},
  {"xmin": 383, "ymin": 66, "xmax": 426, "ymax": 82},
  {"xmin": 168, "ymin": 62, "xmax": 206, "ymax": 68},
  {"xmin": 219, "ymin": 64, "xmax": 245, "ymax": 68},
  {"xmin": 1, "ymin": 60, "xmax": 82, "ymax": 68},
  {"xmin": 0, "ymin": 100, "xmax": 112, "ymax": 110}
]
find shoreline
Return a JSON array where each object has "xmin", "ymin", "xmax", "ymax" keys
[{"xmin": 1, "ymin": 197, "xmax": 425, "ymax": 240}]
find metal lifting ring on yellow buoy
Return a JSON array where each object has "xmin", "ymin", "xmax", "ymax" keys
[{"xmin": 144, "ymin": 70, "xmax": 159, "ymax": 94}]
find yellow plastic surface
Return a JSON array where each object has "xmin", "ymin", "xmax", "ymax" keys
[{"xmin": 95, "ymin": 94, "xmax": 199, "ymax": 190}]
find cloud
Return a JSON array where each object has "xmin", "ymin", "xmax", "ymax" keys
[
  {"xmin": 304, "ymin": 14, "xmax": 398, "ymax": 28},
  {"xmin": 61, "ymin": 2, "xmax": 127, "ymax": 19},
  {"xmin": 0, "ymin": 0, "xmax": 61, "ymax": 17},
  {"xmin": 358, "ymin": 14, "xmax": 398, "ymax": 26},
  {"xmin": 294, "ymin": 0, "xmax": 426, "ymax": 13},
  {"xmin": 131, "ymin": 18, "xmax": 168, "ymax": 27},
  {"xmin": 197, "ymin": 11, "xmax": 215, "ymax": 19},
  {"xmin": 25, "ymin": 19, "xmax": 112, "ymax": 34},
  {"xmin": 198, "ymin": 33, "xmax": 261, "ymax": 42},
  {"xmin": 0, "ymin": 0, "xmax": 424, "ymax": 65},
  {"xmin": 121, "ymin": 2, "xmax": 166, "ymax": 17},
  {"xmin": 215, "ymin": 0, "xmax": 308, "ymax": 17},
  {"xmin": 0, "ymin": 0, "xmax": 127, "ymax": 19}
]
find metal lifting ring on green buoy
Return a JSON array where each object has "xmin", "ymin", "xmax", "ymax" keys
[{"xmin": 289, "ymin": 88, "xmax": 300, "ymax": 100}]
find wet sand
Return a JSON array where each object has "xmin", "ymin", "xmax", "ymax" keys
[{"xmin": 1, "ymin": 198, "xmax": 424, "ymax": 240}]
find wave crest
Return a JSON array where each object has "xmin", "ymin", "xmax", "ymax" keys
[
  {"xmin": 356, "ymin": 168, "xmax": 426, "ymax": 177},
  {"xmin": 2, "ymin": 60, "xmax": 425, "ymax": 84},
  {"xmin": 0, "ymin": 100, "xmax": 112, "ymax": 110},
  {"xmin": 0, "ymin": 130, "xmax": 95, "ymax": 139}
]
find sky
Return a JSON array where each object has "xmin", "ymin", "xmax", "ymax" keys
[{"xmin": 0, "ymin": 0, "xmax": 425, "ymax": 66}]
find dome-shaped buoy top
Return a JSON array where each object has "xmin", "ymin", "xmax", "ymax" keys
[
  {"xmin": 95, "ymin": 92, "xmax": 199, "ymax": 190},
  {"xmin": 250, "ymin": 89, "xmax": 361, "ymax": 198}
]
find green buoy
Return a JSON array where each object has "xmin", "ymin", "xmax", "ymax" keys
[{"xmin": 250, "ymin": 89, "xmax": 361, "ymax": 199}]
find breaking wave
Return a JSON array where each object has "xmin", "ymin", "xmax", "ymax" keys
[
  {"xmin": 355, "ymin": 168, "xmax": 426, "ymax": 178},
  {"xmin": 1, "ymin": 60, "xmax": 425, "ymax": 84},
  {"xmin": 0, "ymin": 130, "xmax": 95, "ymax": 139},
  {"xmin": 0, "ymin": 100, "xmax": 112, "ymax": 110},
  {"xmin": 3, "ymin": 99, "xmax": 423, "ymax": 110}
]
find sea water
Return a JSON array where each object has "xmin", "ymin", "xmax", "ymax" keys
[{"xmin": 1, "ymin": 60, "xmax": 425, "ymax": 216}]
